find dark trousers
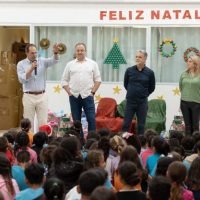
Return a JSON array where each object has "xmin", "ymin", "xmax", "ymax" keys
[
  {"xmin": 122, "ymin": 99, "xmax": 148, "ymax": 135},
  {"xmin": 69, "ymin": 95, "xmax": 96, "ymax": 133},
  {"xmin": 180, "ymin": 100, "xmax": 200, "ymax": 135}
]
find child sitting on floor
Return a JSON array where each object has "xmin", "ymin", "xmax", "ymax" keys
[
  {"xmin": 15, "ymin": 163, "xmax": 45, "ymax": 200},
  {"xmin": 20, "ymin": 118, "xmax": 34, "ymax": 147}
]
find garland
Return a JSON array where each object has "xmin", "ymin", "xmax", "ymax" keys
[
  {"xmin": 159, "ymin": 39, "xmax": 177, "ymax": 58},
  {"xmin": 183, "ymin": 47, "xmax": 200, "ymax": 62}
]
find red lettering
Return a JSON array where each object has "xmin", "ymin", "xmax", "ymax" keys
[
  {"xmin": 183, "ymin": 10, "xmax": 192, "ymax": 19},
  {"xmin": 136, "ymin": 10, "xmax": 144, "ymax": 20},
  {"xmin": 173, "ymin": 10, "xmax": 181, "ymax": 19},
  {"xmin": 119, "ymin": 11, "xmax": 126, "ymax": 20},
  {"xmin": 100, "ymin": 11, "xmax": 107, "ymax": 20},
  {"xmin": 129, "ymin": 11, "xmax": 133, "ymax": 20},
  {"xmin": 151, "ymin": 10, "xmax": 160, "ymax": 19},
  {"xmin": 195, "ymin": 10, "xmax": 200, "ymax": 19},
  {"xmin": 162, "ymin": 10, "xmax": 172, "ymax": 19},
  {"xmin": 109, "ymin": 11, "xmax": 117, "ymax": 20}
]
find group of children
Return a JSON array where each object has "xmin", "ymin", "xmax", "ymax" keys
[{"xmin": 0, "ymin": 118, "xmax": 200, "ymax": 200}]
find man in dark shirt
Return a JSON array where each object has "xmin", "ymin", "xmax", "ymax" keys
[{"xmin": 122, "ymin": 50, "xmax": 155, "ymax": 135}]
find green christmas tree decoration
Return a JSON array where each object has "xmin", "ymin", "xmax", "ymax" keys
[{"xmin": 104, "ymin": 38, "xmax": 127, "ymax": 69}]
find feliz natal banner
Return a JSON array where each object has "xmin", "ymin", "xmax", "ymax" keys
[{"xmin": 99, "ymin": 9, "xmax": 200, "ymax": 21}]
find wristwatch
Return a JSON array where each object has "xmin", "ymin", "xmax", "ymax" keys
[{"xmin": 91, "ymin": 91, "xmax": 95, "ymax": 95}]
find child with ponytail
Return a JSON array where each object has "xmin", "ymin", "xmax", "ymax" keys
[
  {"xmin": 167, "ymin": 161, "xmax": 194, "ymax": 200},
  {"xmin": 14, "ymin": 131, "xmax": 37, "ymax": 163},
  {"xmin": 116, "ymin": 161, "xmax": 146, "ymax": 200},
  {"xmin": 0, "ymin": 153, "xmax": 19, "ymax": 200},
  {"xmin": 20, "ymin": 118, "xmax": 34, "ymax": 147}
]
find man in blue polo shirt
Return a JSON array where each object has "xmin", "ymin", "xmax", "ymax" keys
[{"xmin": 122, "ymin": 50, "xmax": 155, "ymax": 135}]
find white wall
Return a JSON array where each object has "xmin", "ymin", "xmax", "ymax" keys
[
  {"xmin": 46, "ymin": 82, "xmax": 180, "ymax": 131},
  {"xmin": 0, "ymin": 1, "xmax": 194, "ymax": 131}
]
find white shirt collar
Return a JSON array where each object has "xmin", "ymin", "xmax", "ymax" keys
[{"xmin": 75, "ymin": 57, "xmax": 89, "ymax": 62}]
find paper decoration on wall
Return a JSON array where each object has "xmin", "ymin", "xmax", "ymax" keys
[
  {"xmin": 58, "ymin": 43, "xmax": 67, "ymax": 54},
  {"xmin": 53, "ymin": 84, "xmax": 62, "ymax": 93},
  {"xmin": 40, "ymin": 38, "xmax": 50, "ymax": 49},
  {"xmin": 95, "ymin": 94, "xmax": 102, "ymax": 102},
  {"xmin": 113, "ymin": 85, "xmax": 122, "ymax": 94},
  {"xmin": 183, "ymin": 47, "xmax": 200, "ymax": 62},
  {"xmin": 157, "ymin": 95, "xmax": 164, "ymax": 100},
  {"xmin": 172, "ymin": 87, "xmax": 180, "ymax": 96},
  {"xmin": 159, "ymin": 39, "xmax": 177, "ymax": 58},
  {"xmin": 104, "ymin": 38, "xmax": 127, "ymax": 69}
]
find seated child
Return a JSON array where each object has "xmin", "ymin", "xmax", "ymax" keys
[
  {"xmin": 12, "ymin": 151, "xmax": 31, "ymax": 190},
  {"xmin": 20, "ymin": 118, "xmax": 34, "ymax": 147},
  {"xmin": 15, "ymin": 163, "xmax": 45, "ymax": 200},
  {"xmin": 43, "ymin": 178, "xmax": 65, "ymax": 200},
  {"xmin": 32, "ymin": 131, "xmax": 48, "ymax": 162},
  {"xmin": 0, "ymin": 136, "xmax": 15, "ymax": 165}
]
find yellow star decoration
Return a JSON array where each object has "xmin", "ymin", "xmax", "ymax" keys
[
  {"xmin": 53, "ymin": 85, "xmax": 62, "ymax": 93},
  {"xmin": 172, "ymin": 87, "xmax": 180, "ymax": 96},
  {"xmin": 95, "ymin": 94, "xmax": 102, "ymax": 102},
  {"xmin": 157, "ymin": 95, "xmax": 164, "ymax": 100},
  {"xmin": 113, "ymin": 86, "xmax": 122, "ymax": 94},
  {"xmin": 113, "ymin": 37, "xmax": 119, "ymax": 43}
]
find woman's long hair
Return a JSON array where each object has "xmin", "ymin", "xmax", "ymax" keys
[{"xmin": 186, "ymin": 55, "xmax": 200, "ymax": 75}]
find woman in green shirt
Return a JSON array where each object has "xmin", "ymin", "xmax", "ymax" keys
[{"xmin": 179, "ymin": 55, "xmax": 200, "ymax": 135}]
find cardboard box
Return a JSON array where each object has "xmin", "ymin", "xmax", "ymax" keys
[
  {"xmin": 17, "ymin": 88, "xmax": 23, "ymax": 125},
  {"xmin": 0, "ymin": 64, "xmax": 21, "ymax": 96},
  {"xmin": 1, "ymin": 51, "xmax": 16, "ymax": 65},
  {"xmin": 0, "ymin": 96, "xmax": 19, "ymax": 129}
]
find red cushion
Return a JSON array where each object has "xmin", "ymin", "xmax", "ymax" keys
[
  {"xmin": 96, "ymin": 117, "xmax": 136, "ymax": 133},
  {"xmin": 96, "ymin": 98, "xmax": 117, "ymax": 118}
]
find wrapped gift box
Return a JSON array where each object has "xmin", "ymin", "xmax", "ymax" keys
[
  {"xmin": 59, "ymin": 117, "xmax": 73, "ymax": 132},
  {"xmin": 169, "ymin": 115, "xmax": 185, "ymax": 136}
]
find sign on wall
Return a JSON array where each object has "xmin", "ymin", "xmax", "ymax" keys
[{"xmin": 0, "ymin": 4, "xmax": 200, "ymax": 25}]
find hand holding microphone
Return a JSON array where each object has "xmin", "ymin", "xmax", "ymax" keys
[{"xmin": 31, "ymin": 60, "xmax": 37, "ymax": 75}]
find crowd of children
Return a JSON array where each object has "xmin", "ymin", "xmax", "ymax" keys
[{"xmin": 0, "ymin": 118, "xmax": 200, "ymax": 200}]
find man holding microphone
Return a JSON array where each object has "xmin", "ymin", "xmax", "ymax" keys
[{"xmin": 17, "ymin": 43, "xmax": 59, "ymax": 132}]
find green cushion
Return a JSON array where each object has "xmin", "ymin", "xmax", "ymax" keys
[
  {"xmin": 145, "ymin": 99, "xmax": 166, "ymax": 134},
  {"xmin": 117, "ymin": 100, "xmax": 126, "ymax": 118}
]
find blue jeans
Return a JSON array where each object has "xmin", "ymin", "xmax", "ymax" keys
[
  {"xmin": 69, "ymin": 95, "xmax": 96, "ymax": 133},
  {"xmin": 122, "ymin": 99, "xmax": 148, "ymax": 135}
]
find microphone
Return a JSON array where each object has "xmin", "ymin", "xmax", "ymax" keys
[
  {"xmin": 35, "ymin": 66, "xmax": 37, "ymax": 75},
  {"xmin": 32, "ymin": 59, "xmax": 37, "ymax": 75}
]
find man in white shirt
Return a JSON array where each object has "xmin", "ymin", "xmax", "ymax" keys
[
  {"xmin": 17, "ymin": 43, "xmax": 59, "ymax": 132},
  {"xmin": 61, "ymin": 43, "xmax": 101, "ymax": 133}
]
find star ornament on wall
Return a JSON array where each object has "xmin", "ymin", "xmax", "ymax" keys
[
  {"xmin": 113, "ymin": 86, "xmax": 122, "ymax": 94},
  {"xmin": 53, "ymin": 85, "xmax": 62, "ymax": 93},
  {"xmin": 172, "ymin": 87, "xmax": 180, "ymax": 96},
  {"xmin": 157, "ymin": 95, "xmax": 164, "ymax": 100},
  {"xmin": 95, "ymin": 94, "xmax": 102, "ymax": 102}
]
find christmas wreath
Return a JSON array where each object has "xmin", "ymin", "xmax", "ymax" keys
[
  {"xmin": 183, "ymin": 47, "xmax": 200, "ymax": 62},
  {"xmin": 159, "ymin": 39, "xmax": 177, "ymax": 58}
]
